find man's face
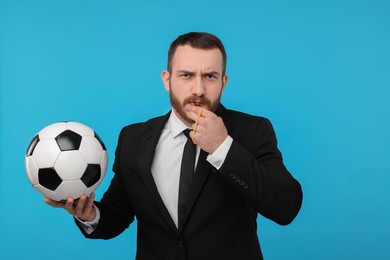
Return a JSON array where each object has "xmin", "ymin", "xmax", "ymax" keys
[{"xmin": 161, "ymin": 45, "xmax": 228, "ymax": 126}]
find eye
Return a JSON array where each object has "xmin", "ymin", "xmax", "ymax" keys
[
  {"xmin": 180, "ymin": 73, "xmax": 192, "ymax": 79},
  {"xmin": 204, "ymin": 73, "xmax": 218, "ymax": 80}
]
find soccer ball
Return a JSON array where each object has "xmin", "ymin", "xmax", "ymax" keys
[{"xmin": 25, "ymin": 121, "xmax": 108, "ymax": 201}]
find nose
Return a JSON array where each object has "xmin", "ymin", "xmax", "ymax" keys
[{"xmin": 191, "ymin": 76, "xmax": 205, "ymax": 97}]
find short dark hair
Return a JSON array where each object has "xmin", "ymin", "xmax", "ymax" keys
[{"xmin": 167, "ymin": 32, "xmax": 227, "ymax": 74}]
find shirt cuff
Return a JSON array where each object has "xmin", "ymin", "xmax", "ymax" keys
[
  {"xmin": 206, "ymin": 135, "xmax": 233, "ymax": 170},
  {"xmin": 75, "ymin": 204, "xmax": 100, "ymax": 234}
]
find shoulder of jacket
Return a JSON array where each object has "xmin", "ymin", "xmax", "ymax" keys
[
  {"xmin": 120, "ymin": 112, "xmax": 170, "ymax": 133},
  {"xmin": 223, "ymin": 107, "xmax": 269, "ymax": 125}
]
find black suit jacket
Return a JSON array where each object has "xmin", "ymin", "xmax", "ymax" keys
[{"xmin": 77, "ymin": 105, "xmax": 302, "ymax": 260}]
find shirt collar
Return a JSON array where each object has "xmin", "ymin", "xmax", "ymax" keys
[{"xmin": 168, "ymin": 110, "xmax": 190, "ymax": 139}]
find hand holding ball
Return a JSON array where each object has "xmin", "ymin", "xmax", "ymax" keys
[{"xmin": 25, "ymin": 122, "xmax": 108, "ymax": 201}]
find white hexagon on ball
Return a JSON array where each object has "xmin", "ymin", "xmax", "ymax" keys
[
  {"xmin": 56, "ymin": 180, "xmax": 88, "ymax": 200},
  {"xmin": 32, "ymin": 139, "xmax": 61, "ymax": 168},
  {"xmin": 79, "ymin": 136, "xmax": 105, "ymax": 164},
  {"xmin": 54, "ymin": 150, "xmax": 87, "ymax": 181}
]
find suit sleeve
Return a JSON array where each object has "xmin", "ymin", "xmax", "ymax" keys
[
  {"xmin": 218, "ymin": 118, "xmax": 303, "ymax": 225},
  {"xmin": 76, "ymin": 127, "xmax": 135, "ymax": 239}
]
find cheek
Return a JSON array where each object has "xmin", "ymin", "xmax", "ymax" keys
[
  {"xmin": 207, "ymin": 86, "xmax": 223, "ymax": 99},
  {"xmin": 170, "ymin": 84, "xmax": 189, "ymax": 98}
]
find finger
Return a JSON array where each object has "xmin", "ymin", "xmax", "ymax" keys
[
  {"xmin": 192, "ymin": 106, "xmax": 213, "ymax": 116},
  {"xmin": 192, "ymin": 108, "xmax": 206, "ymax": 130},
  {"xmin": 190, "ymin": 130, "xmax": 199, "ymax": 145},
  {"xmin": 187, "ymin": 107, "xmax": 207, "ymax": 121},
  {"xmin": 190, "ymin": 130, "xmax": 196, "ymax": 144},
  {"xmin": 74, "ymin": 195, "xmax": 87, "ymax": 216},
  {"xmin": 64, "ymin": 197, "xmax": 75, "ymax": 214},
  {"xmin": 186, "ymin": 111, "xmax": 198, "ymax": 122},
  {"xmin": 83, "ymin": 193, "xmax": 95, "ymax": 214}
]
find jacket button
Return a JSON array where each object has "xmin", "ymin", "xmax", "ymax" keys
[
  {"xmin": 243, "ymin": 184, "xmax": 249, "ymax": 190},
  {"xmin": 239, "ymin": 180, "xmax": 245, "ymax": 185},
  {"xmin": 178, "ymin": 241, "xmax": 184, "ymax": 248}
]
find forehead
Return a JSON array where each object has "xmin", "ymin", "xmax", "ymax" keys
[{"xmin": 171, "ymin": 45, "xmax": 224, "ymax": 72}]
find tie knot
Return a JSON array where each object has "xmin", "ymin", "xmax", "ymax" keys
[{"xmin": 183, "ymin": 129, "xmax": 192, "ymax": 138}]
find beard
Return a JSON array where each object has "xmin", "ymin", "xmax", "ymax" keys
[{"xmin": 169, "ymin": 91, "xmax": 221, "ymax": 126}]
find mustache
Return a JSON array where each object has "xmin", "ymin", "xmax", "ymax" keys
[{"xmin": 183, "ymin": 96, "xmax": 211, "ymax": 107}]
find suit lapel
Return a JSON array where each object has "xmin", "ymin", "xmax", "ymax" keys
[{"xmin": 139, "ymin": 112, "xmax": 181, "ymax": 236}]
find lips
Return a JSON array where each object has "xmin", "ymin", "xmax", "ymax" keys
[
  {"xmin": 185, "ymin": 98, "xmax": 205, "ymax": 107},
  {"xmin": 191, "ymin": 101, "xmax": 204, "ymax": 106},
  {"xmin": 184, "ymin": 96, "xmax": 210, "ymax": 108}
]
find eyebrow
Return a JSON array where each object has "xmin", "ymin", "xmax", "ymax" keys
[
  {"xmin": 176, "ymin": 70, "xmax": 195, "ymax": 75},
  {"xmin": 203, "ymin": 71, "xmax": 220, "ymax": 77},
  {"xmin": 176, "ymin": 70, "xmax": 221, "ymax": 76}
]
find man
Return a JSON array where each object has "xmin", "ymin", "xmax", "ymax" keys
[{"xmin": 45, "ymin": 32, "xmax": 303, "ymax": 260}]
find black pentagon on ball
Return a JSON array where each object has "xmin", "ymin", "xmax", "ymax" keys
[
  {"xmin": 26, "ymin": 135, "xmax": 40, "ymax": 156},
  {"xmin": 81, "ymin": 164, "xmax": 101, "ymax": 187},
  {"xmin": 38, "ymin": 168, "xmax": 62, "ymax": 191},
  {"xmin": 55, "ymin": 130, "xmax": 82, "ymax": 151}
]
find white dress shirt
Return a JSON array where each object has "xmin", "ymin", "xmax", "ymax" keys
[{"xmin": 78, "ymin": 110, "xmax": 233, "ymax": 232}]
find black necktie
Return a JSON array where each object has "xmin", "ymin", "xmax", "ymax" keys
[{"xmin": 178, "ymin": 129, "xmax": 196, "ymax": 229}]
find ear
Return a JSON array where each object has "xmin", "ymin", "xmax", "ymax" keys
[
  {"xmin": 221, "ymin": 74, "xmax": 228, "ymax": 93},
  {"xmin": 161, "ymin": 70, "xmax": 171, "ymax": 92}
]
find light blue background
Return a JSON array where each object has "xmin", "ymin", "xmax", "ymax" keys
[{"xmin": 1, "ymin": 0, "xmax": 389, "ymax": 259}]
